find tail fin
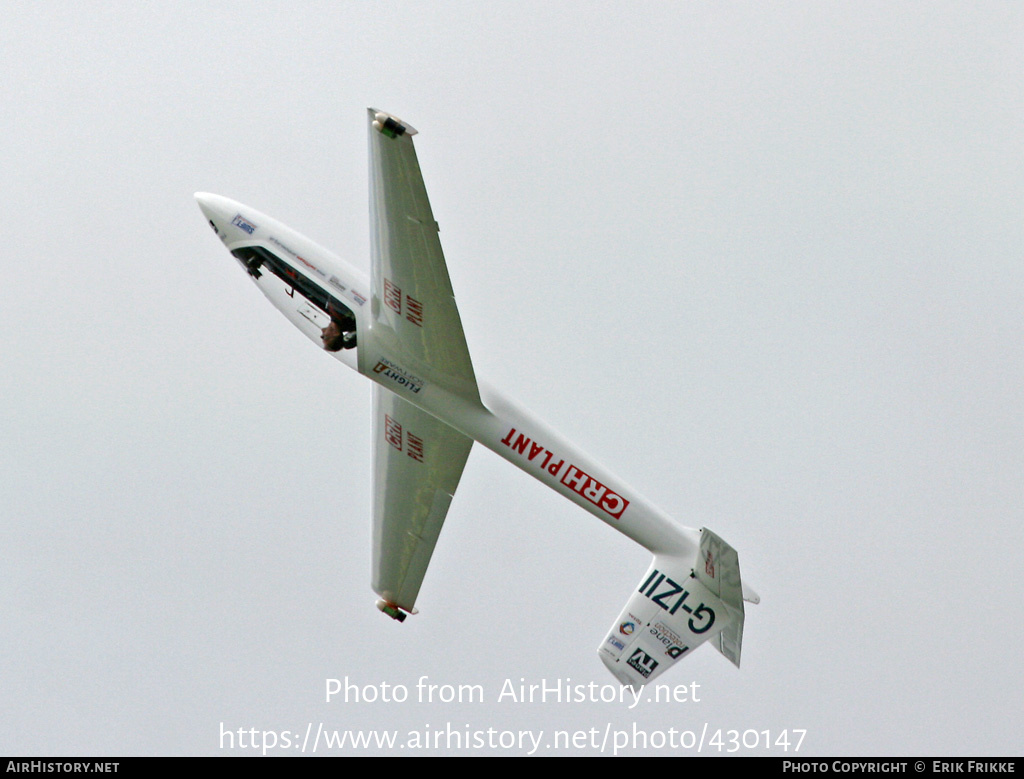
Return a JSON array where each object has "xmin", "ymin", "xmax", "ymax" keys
[{"xmin": 598, "ymin": 528, "xmax": 754, "ymax": 687}]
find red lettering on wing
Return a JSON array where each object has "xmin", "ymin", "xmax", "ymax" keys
[
  {"xmin": 407, "ymin": 433, "xmax": 424, "ymax": 463},
  {"xmin": 384, "ymin": 278, "xmax": 402, "ymax": 314},
  {"xmin": 384, "ymin": 414, "xmax": 402, "ymax": 450},
  {"xmin": 406, "ymin": 296, "xmax": 423, "ymax": 326}
]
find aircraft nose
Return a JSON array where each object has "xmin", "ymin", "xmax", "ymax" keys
[
  {"xmin": 195, "ymin": 192, "xmax": 255, "ymax": 242},
  {"xmin": 195, "ymin": 191, "xmax": 229, "ymax": 226}
]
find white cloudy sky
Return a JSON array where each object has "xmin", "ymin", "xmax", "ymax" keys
[{"xmin": 2, "ymin": 2, "xmax": 1021, "ymax": 756}]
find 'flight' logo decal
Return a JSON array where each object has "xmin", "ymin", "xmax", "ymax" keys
[{"xmin": 373, "ymin": 359, "xmax": 424, "ymax": 394}]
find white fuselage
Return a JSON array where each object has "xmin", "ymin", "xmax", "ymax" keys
[{"xmin": 196, "ymin": 193, "xmax": 700, "ymax": 560}]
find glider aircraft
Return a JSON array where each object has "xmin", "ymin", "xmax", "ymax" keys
[{"xmin": 195, "ymin": 109, "xmax": 759, "ymax": 687}]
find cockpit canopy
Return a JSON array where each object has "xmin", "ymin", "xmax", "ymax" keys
[{"xmin": 231, "ymin": 245, "xmax": 357, "ymax": 350}]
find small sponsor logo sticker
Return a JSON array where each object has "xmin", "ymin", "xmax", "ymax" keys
[
  {"xmin": 606, "ymin": 636, "xmax": 625, "ymax": 651},
  {"xmin": 268, "ymin": 235, "xmax": 297, "ymax": 257},
  {"xmin": 650, "ymin": 623, "xmax": 688, "ymax": 659},
  {"xmin": 619, "ymin": 621, "xmax": 635, "ymax": 636},
  {"xmin": 627, "ymin": 649, "xmax": 658, "ymax": 679},
  {"xmin": 652, "ymin": 622, "xmax": 683, "ymax": 645},
  {"xmin": 231, "ymin": 213, "xmax": 257, "ymax": 234},
  {"xmin": 295, "ymin": 254, "xmax": 325, "ymax": 278}
]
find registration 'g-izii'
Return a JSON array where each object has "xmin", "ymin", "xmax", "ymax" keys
[{"xmin": 195, "ymin": 109, "xmax": 760, "ymax": 687}]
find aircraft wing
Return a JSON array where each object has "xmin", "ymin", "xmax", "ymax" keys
[
  {"xmin": 365, "ymin": 109, "xmax": 479, "ymax": 614},
  {"xmin": 363, "ymin": 108, "xmax": 481, "ymax": 405},
  {"xmin": 371, "ymin": 384, "xmax": 473, "ymax": 611}
]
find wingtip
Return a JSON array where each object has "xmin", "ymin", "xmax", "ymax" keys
[{"xmin": 368, "ymin": 108, "xmax": 418, "ymax": 136}]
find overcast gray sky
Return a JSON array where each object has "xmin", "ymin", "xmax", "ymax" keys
[{"xmin": 2, "ymin": 2, "xmax": 1021, "ymax": 756}]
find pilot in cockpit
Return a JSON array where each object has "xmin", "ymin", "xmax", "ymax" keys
[
  {"xmin": 320, "ymin": 320, "xmax": 356, "ymax": 351},
  {"xmin": 321, "ymin": 303, "xmax": 357, "ymax": 351}
]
